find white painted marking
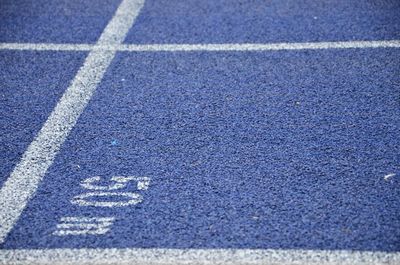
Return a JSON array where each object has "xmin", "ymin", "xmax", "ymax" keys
[
  {"xmin": 53, "ymin": 217, "xmax": 115, "ymax": 236},
  {"xmin": 0, "ymin": 43, "xmax": 93, "ymax": 51},
  {"xmin": 384, "ymin": 173, "xmax": 395, "ymax": 181},
  {"xmin": 81, "ymin": 176, "xmax": 127, "ymax": 191},
  {"xmin": 81, "ymin": 176, "xmax": 150, "ymax": 191},
  {"xmin": 111, "ymin": 176, "xmax": 151, "ymax": 190},
  {"xmin": 0, "ymin": 40, "xmax": 399, "ymax": 52},
  {"xmin": 119, "ymin": 40, "xmax": 400, "ymax": 51},
  {"xmin": 58, "ymin": 217, "xmax": 115, "ymax": 223},
  {"xmin": 74, "ymin": 176, "xmax": 149, "ymax": 206},
  {"xmin": 0, "ymin": 0, "xmax": 145, "ymax": 244},
  {"xmin": 0, "ymin": 248, "xmax": 399, "ymax": 265},
  {"xmin": 135, "ymin": 177, "xmax": 150, "ymax": 191},
  {"xmin": 71, "ymin": 192, "xmax": 142, "ymax": 207}
]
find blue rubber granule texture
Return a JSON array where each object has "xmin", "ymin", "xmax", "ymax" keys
[
  {"xmin": 0, "ymin": 51, "xmax": 87, "ymax": 187},
  {"xmin": 125, "ymin": 0, "xmax": 400, "ymax": 44},
  {"xmin": 0, "ymin": 0, "xmax": 121, "ymax": 43},
  {"xmin": 4, "ymin": 49, "xmax": 399, "ymax": 251}
]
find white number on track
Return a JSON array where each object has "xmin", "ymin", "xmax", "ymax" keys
[{"xmin": 71, "ymin": 176, "xmax": 150, "ymax": 207}]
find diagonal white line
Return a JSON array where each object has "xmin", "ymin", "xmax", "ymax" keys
[
  {"xmin": 0, "ymin": 40, "xmax": 399, "ymax": 52},
  {"xmin": 0, "ymin": 0, "xmax": 145, "ymax": 244},
  {"xmin": 0, "ymin": 248, "xmax": 399, "ymax": 265}
]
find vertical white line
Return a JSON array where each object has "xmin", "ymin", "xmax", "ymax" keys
[{"xmin": 0, "ymin": 0, "xmax": 145, "ymax": 244}]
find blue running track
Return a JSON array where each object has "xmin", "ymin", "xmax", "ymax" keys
[{"xmin": 0, "ymin": 0, "xmax": 399, "ymax": 264}]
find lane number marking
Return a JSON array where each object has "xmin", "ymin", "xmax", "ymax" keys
[
  {"xmin": 71, "ymin": 192, "xmax": 142, "ymax": 207},
  {"xmin": 54, "ymin": 176, "xmax": 150, "ymax": 236},
  {"xmin": 71, "ymin": 176, "xmax": 150, "ymax": 207},
  {"xmin": 80, "ymin": 176, "xmax": 150, "ymax": 191},
  {"xmin": 53, "ymin": 217, "xmax": 115, "ymax": 236}
]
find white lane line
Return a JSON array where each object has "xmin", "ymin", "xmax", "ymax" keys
[
  {"xmin": 1, "ymin": 40, "xmax": 399, "ymax": 52},
  {"xmin": 0, "ymin": 248, "xmax": 399, "ymax": 265},
  {"xmin": 0, "ymin": 0, "xmax": 145, "ymax": 244},
  {"xmin": 120, "ymin": 40, "xmax": 400, "ymax": 51},
  {"xmin": 0, "ymin": 43, "xmax": 93, "ymax": 51}
]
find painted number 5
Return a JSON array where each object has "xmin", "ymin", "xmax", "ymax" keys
[{"xmin": 71, "ymin": 176, "xmax": 150, "ymax": 207}]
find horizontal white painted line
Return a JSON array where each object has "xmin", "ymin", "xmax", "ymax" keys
[
  {"xmin": 119, "ymin": 40, "xmax": 400, "ymax": 51},
  {"xmin": 56, "ymin": 223, "xmax": 113, "ymax": 229},
  {"xmin": 0, "ymin": 248, "xmax": 399, "ymax": 265},
  {"xmin": 0, "ymin": 43, "xmax": 93, "ymax": 51},
  {"xmin": 52, "ymin": 228, "xmax": 110, "ymax": 236},
  {"xmin": 0, "ymin": 40, "xmax": 399, "ymax": 52},
  {"xmin": 59, "ymin": 217, "xmax": 115, "ymax": 223}
]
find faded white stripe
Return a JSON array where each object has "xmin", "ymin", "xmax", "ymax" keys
[
  {"xmin": 0, "ymin": 43, "xmax": 93, "ymax": 51},
  {"xmin": 59, "ymin": 217, "xmax": 115, "ymax": 223},
  {"xmin": 119, "ymin": 40, "xmax": 400, "ymax": 51},
  {"xmin": 52, "ymin": 229, "xmax": 111, "ymax": 236},
  {"xmin": 0, "ymin": 248, "xmax": 399, "ymax": 265},
  {"xmin": 0, "ymin": 40, "xmax": 399, "ymax": 52},
  {"xmin": 0, "ymin": 0, "xmax": 145, "ymax": 244}
]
